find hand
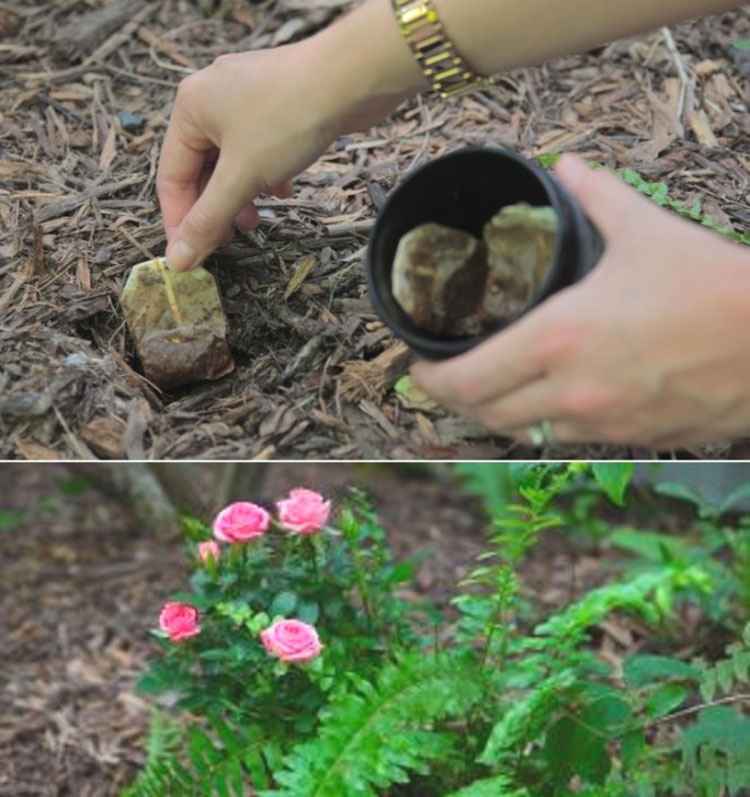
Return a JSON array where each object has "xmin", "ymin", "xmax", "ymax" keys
[
  {"xmin": 156, "ymin": 7, "xmax": 418, "ymax": 272},
  {"xmin": 412, "ymin": 155, "xmax": 750, "ymax": 451}
]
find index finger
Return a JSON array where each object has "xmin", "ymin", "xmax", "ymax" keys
[{"xmin": 156, "ymin": 103, "xmax": 214, "ymax": 242}]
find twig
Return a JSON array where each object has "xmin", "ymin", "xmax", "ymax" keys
[
  {"xmin": 33, "ymin": 175, "xmax": 141, "ymax": 223},
  {"xmin": 651, "ymin": 693, "xmax": 750, "ymax": 726},
  {"xmin": 661, "ymin": 26, "xmax": 692, "ymax": 124}
]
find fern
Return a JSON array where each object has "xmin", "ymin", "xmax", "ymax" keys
[
  {"xmin": 681, "ymin": 707, "xmax": 750, "ymax": 796},
  {"xmin": 445, "ymin": 775, "xmax": 531, "ymax": 796},
  {"xmin": 455, "ymin": 463, "xmax": 515, "ymax": 519},
  {"xmin": 266, "ymin": 651, "xmax": 484, "ymax": 797},
  {"xmin": 121, "ymin": 714, "xmax": 275, "ymax": 797},
  {"xmin": 697, "ymin": 624, "xmax": 750, "ymax": 702},
  {"xmin": 533, "ymin": 567, "xmax": 709, "ymax": 645},
  {"xmin": 622, "ymin": 623, "xmax": 750, "ymax": 796},
  {"xmin": 478, "ymin": 671, "xmax": 577, "ymax": 765}
]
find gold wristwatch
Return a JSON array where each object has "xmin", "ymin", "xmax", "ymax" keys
[{"xmin": 392, "ymin": 0, "xmax": 495, "ymax": 99}]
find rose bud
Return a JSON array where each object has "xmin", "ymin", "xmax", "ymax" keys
[{"xmin": 198, "ymin": 540, "xmax": 221, "ymax": 565}]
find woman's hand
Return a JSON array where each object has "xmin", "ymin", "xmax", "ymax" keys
[
  {"xmin": 156, "ymin": 3, "xmax": 422, "ymax": 272},
  {"xmin": 412, "ymin": 155, "xmax": 750, "ymax": 450}
]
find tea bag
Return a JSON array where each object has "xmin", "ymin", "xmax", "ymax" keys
[
  {"xmin": 481, "ymin": 203, "xmax": 558, "ymax": 324},
  {"xmin": 391, "ymin": 203, "xmax": 558, "ymax": 338},
  {"xmin": 120, "ymin": 259, "xmax": 234, "ymax": 390},
  {"xmin": 391, "ymin": 223, "xmax": 487, "ymax": 337}
]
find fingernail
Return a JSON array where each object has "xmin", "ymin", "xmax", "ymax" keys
[{"xmin": 166, "ymin": 239, "xmax": 197, "ymax": 272}]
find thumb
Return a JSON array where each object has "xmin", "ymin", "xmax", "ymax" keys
[
  {"xmin": 166, "ymin": 157, "xmax": 252, "ymax": 272},
  {"xmin": 554, "ymin": 154, "xmax": 641, "ymax": 243}
]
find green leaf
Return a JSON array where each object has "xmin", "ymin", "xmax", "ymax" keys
[
  {"xmin": 645, "ymin": 682, "xmax": 690, "ymax": 718},
  {"xmin": 621, "ymin": 729, "xmax": 646, "ymax": 770},
  {"xmin": 716, "ymin": 658, "xmax": 735, "ymax": 695},
  {"xmin": 479, "ymin": 671, "xmax": 575, "ymax": 764},
  {"xmin": 591, "ymin": 463, "xmax": 633, "ymax": 506},
  {"xmin": 719, "ymin": 482, "xmax": 750, "ymax": 515},
  {"xmin": 623, "ymin": 655, "xmax": 701, "ymax": 688},
  {"xmin": 654, "ymin": 481, "xmax": 715, "ymax": 517},
  {"xmin": 544, "ymin": 714, "xmax": 612, "ymax": 785},
  {"xmin": 582, "ymin": 694, "xmax": 631, "ymax": 729},
  {"xmin": 610, "ymin": 529, "xmax": 688, "ymax": 563},
  {"xmin": 536, "ymin": 153, "xmax": 562, "ymax": 169},
  {"xmin": 297, "ymin": 601, "xmax": 320, "ymax": 625},
  {"xmin": 733, "ymin": 39, "xmax": 750, "ymax": 49},
  {"xmin": 447, "ymin": 775, "xmax": 531, "ymax": 796},
  {"xmin": 700, "ymin": 668, "xmax": 717, "ymax": 702},
  {"xmin": 270, "ymin": 591, "xmax": 298, "ymax": 617}
]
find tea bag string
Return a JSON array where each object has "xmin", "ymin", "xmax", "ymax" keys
[{"xmin": 118, "ymin": 228, "xmax": 184, "ymax": 326}]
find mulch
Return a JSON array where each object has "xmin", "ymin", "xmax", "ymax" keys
[{"xmin": 2, "ymin": 1, "xmax": 750, "ymax": 460}]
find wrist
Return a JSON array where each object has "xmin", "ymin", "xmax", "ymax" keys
[{"xmin": 308, "ymin": 0, "xmax": 427, "ymax": 136}]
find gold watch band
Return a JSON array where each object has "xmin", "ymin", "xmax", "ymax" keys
[{"xmin": 392, "ymin": 0, "xmax": 494, "ymax": 99}]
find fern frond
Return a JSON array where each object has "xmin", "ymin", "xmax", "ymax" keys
[
  {"xmin": 267, "ymin": 651, "xmax": 483, "ymax": 797},
  {"xmin": 698, "ymin": 639, "xmax": 750, "ymax": 702},
  {"xmin": 478, "ymin": 670, "xmax": 576, "ymax": 765},
  {"xmin": 681, "ymin": 707, "xmax": 750, "ymax": 796},
  {"xmin": 121, "ymin": 714, "xmax": 271, "ymax": 797},
  {"xmin": 534, "ymin": 568, "xmax": 706, "ymax": 644},
  {"xmin": 445, "ymin": 774, "xmax": 531, "ymax": 796}
]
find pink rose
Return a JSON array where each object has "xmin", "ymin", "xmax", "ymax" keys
[
  {"xmin": 260, "ymin": 619, "xmax": 322, "ymax": 663},
  {"xmin": 276, "ymin": 488, "xmax": 331, "ymax": 534},
  {"xmin": 198, "ymin": 540, "xmax": 221, "ymax": 564},
  {"xmin": 159, "ymin": 602, "xmax": 200, "ymax": 642},
  {"xmin": 213, "ymin": 502, "xmax": 270, "ymax": 543}
]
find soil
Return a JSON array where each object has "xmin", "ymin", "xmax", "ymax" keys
[
  {"xmin": 3, "ymin": 1, "xmax": 750, "ymax": 460},
  {"xmin": 1, "ymin": 463, "xmax": 736, "ymax": 796}
]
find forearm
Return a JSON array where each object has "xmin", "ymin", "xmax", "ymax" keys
[
  {"xmin": 315, "ymin": 0, "xmax": 740, "ymax": 110},
  {"xmin": 434, "ymin": 0, "xmax": 738, "ymax": 76}
]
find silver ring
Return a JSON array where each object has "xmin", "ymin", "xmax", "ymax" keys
[{"xmin": 527, "ymin": 419, "xmax": 557, "ymax": 447}]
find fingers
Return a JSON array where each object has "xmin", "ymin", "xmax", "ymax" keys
[
  {"xmin": 554, "ymin": 155, "xmax": 642, "ymax": 243},
  {"xmin": 234, "ymin": 203, "xmax": 260, "ymax": 232},
  {"xmin": 410, "ymin": 288, "xmax": 588, "ymax": 409},
  {"xmin": 272, "ymin": 179, "xmax": 294, "ymax": 199},
  {"xmin": 166, "ymin": 155, "xmax": 257, "ymax": 272},
  {"xmin": 157, "ymin": 107, "xmax": 214, "ymax": 246}
]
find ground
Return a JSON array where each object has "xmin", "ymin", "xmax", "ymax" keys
[{"xmin": 2, "ymin": 1, "xmax": 750, "ymax": 460}]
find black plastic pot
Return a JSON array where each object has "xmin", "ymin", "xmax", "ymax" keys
[{"xmin": 366, "ymin": 146, "xmax": 605, "ymax": 360}]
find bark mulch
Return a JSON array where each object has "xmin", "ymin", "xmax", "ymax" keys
[{"xmin": 2, "ymin": 1, "xmax": 750, "ymax": 460}]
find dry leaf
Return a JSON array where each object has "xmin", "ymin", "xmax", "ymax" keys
[{"xmin": 284, "ymin": 253, "xmax": 317, "ymax": 300}]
